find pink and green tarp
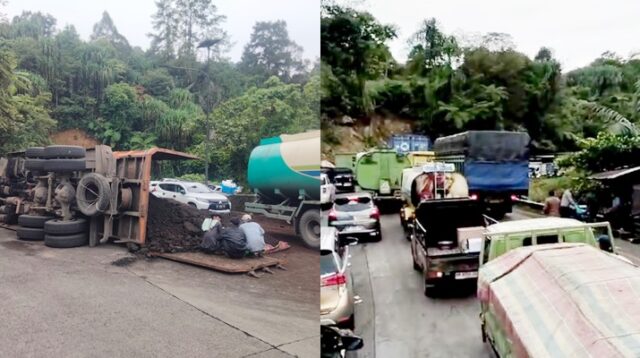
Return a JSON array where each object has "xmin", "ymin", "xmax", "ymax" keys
[{"xmin": 478, "ymin": 243, "xmax": 640, "ymax": 357}]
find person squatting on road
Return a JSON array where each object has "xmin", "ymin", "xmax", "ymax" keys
[
  {"xmin": 543, "ymin": 190, "xmax": 561, "ymax": 217},
  {"xmin": 200, "ymin": 214, "xmax": 222, "ymax": 252},
  {"xmin": 239, "ymin": 214, "xmax": 266, "ymax": 256},
  {"xmin": 200, "ymin": 216, "xmax": 248, "ymax": 259}
]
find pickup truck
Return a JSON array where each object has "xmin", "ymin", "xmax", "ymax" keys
[
  {"xmin": 478, "ymin": 218, "xmax": 638, "ymax": 357},
  {"xmin": 410, "ymin": 197, "xmax": 485, "ymax": 297}
]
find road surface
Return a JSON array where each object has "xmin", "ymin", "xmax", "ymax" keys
[
  {"xmin": 0, "ymin": 228, "xmax": 318, "ymax": 358},
  {"xmin": 348, "ymin": 207, "xmax": 640, "ymax": 357}
]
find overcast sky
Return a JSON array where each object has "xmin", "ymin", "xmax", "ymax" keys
[
  {"xmin": 359, "ymin": 0, "xmax": 640, "ymax": 71},
  {"xmin": 4, "ymin": 0, "xmax": 320, "ymax": 62}
]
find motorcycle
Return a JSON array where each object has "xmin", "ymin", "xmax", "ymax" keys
[{"xmin": 321, "ymin": 319, "xmax": 363, "ymax": 357}]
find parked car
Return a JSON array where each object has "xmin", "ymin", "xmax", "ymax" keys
[
  {"xmin": 321, "ymin": 227, "xmax": 357, "ymax": 330},
  {"xmin": 328, "ymin": 192, "xmax": 381, "ymax": 241},
  {"xmin": 321, "ymin": 173, "xmax": 337, "ymax": 206},
  {"xmin": 150, "ymin": 180, "xmax": 231, "ymax": 214}
]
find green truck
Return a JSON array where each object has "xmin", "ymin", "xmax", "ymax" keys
[{"xmin": 354, "ymin": 149, "xmax": 411, "ymax": 204}]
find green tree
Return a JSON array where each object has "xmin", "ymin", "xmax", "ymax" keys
[
  {"xmin": 240, "ymin": 20, "xmax": 305, "ymax": 82},
  {"xmin": 91, "ymin": 11, "xmax": 130, "ymax": 53}
]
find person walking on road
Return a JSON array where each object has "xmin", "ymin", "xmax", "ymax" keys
[
  {"xmin": 543, "ymin": 190, "xmax": 561, "ymax": 217},
  {"xmin": 560, "ymin": 188, "xmax": 577, "ymax": 218},
  {"xmin": 239, "ymin": 214, "xmax": 266, "ymax": 256}
]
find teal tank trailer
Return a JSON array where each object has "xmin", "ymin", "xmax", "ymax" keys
[{"xmin": 245, "ymin": 131, "xmax": 321, "ymax": 249}]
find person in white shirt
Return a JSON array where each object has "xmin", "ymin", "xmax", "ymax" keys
[
  {"xmin": 239, "ymin": 214, "xmax": 265, "ymax": 256},
  {"xmin": 560, "ymin": 189, "xmax": 577, "ymax": 218},
  {"xmin": 200, "ymin": 214, "xmax": 222, "ymax": 252}
]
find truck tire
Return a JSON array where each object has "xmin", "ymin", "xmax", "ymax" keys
[
  {"xmin": 43, "ymin": 158, "xmax": 86, "ymax": 172},
  {"xmin": 25, "ymin": 158, "xmax": 46, "ymax": 171},
  {"xmin": 17, "ymin": 227, "xmax": 45, "ymax": 241},
  {"xmin": 44, "ymin": 218, "xmax": 88, "ymax": 235},
  {"xmin": 25, "ymin": 147, "xmax": 45, "ymax": 158},
  {"xmin": 44, "ymin": 232, "xmax": 88, "ymax": 248},
  {"xmin": 76, "ymin": 173, "xmax": 111, "ymax": 216},
  {"xmin": 43, "ymin": 145, "xmax": 86, "ymax": 159},
  {"xmin": 18, "ymin": 214, "xmax": 55, "ymax": 228},
  {"xmin": 298, "ymin": 209, "xmax": 320, "ymax": 249}
]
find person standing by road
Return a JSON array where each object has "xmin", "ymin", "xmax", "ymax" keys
[
  {"xmin": 560, "ymin": 188, "xmax": 577, "ymax": 218},
  {"xmin": 543, "ymin": 190, "xmax": 561, "ymax": 217},
  {"xmin": 240, "ymin": 214, "xmax": 266, "ymax": 256}
]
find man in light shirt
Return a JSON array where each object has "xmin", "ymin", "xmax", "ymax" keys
[
  {"xmin": 560, "ymin": 189, "xmax": 576, "ymax": 218},
  {"xmin": 200, "ymin": 214, "xmax": 222, "ymax": 253},
  {"xmin": 239, "ymin": 214, "xmax": 266, "ymax": 256}
]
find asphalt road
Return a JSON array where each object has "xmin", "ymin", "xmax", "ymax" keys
[
  {"xmin": 347, "ymin": 206, "xmax": 640, "ymax": 357},
  {"xmin": 0, "ymin": 228, "xmax": 318, "ymax": 358}
]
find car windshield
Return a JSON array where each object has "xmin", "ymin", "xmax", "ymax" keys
[
  {"xmin": 320, "ymin": 252, "xmax": 338, "ymax": 275},
  {"xmin": 334, "ymin": 197, "xmax": 371, "ymax": 212},
  {"xmin": 186, "ymin": 183, "xmax": 213, "ymax": 193}
]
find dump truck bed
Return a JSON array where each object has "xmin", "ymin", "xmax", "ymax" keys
[{"xmin": 479, "ymin": 243, "xmax": 640, "ymax": 357}]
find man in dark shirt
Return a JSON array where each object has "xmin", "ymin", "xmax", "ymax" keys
[{"xmin": 219, "ymin": 218, "xmax": 248, "ymax": 259}]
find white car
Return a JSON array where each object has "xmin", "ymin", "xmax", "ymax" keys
[
  {"xmin": 150, "ymin": 180, "xmax": 231, "ymax": 214},
  {"xmin": 321, "ymin": 173, "xmax": 336, "ymax": 205}
]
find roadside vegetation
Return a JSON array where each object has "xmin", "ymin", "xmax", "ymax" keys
[
  {"xmin": 321, "ymin": 2, "xmax": 640, "ymax": 197},
  {"xmin": 0, "ymin": 1, "xmax": 319, "ymax": 182}
]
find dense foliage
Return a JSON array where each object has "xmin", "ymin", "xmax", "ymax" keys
[
  {"xmin": 321, "ymin": 4, "xmax": 640, "ymax": 154},
  {"xmin": 0, "ymin": 3, "xmax": 319, "ymax": 183}
]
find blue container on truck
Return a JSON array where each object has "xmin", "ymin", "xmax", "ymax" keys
[
  {"xmin": 388, "ymin": 134, "xmax": 431, "ymax": 153},
  {"xmin": 433, "ymin": 131, "xmax": 530, "ymax": 219}
]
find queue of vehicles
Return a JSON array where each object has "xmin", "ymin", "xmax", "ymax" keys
[{"xmin": 324, "ymin": 130, "xmax": 640, "ymax": 357}]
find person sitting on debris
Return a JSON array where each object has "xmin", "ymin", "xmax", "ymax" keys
[
  {"xmin": 239, "ymin": 214, "xmax": 266, "ymax": 256},
  {"xmin": 218, "ymin": 218, "xmax": 248, "ymax": 259},
  {"xmin": 543, "ymin": 190, "xmax": 561, "ymax": 217},
  {"xmin": 200, "ymin": 214, "xmax": 222, "ymax": 253}
]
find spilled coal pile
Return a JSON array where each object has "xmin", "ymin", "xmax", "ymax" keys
[{"xmin": 146, "ymin": 195, "xmax": 208, "ymax": 252}]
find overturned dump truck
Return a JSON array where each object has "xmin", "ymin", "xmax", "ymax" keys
[
  {"xmin": 478, "ymin": 242, "xmax": 640, "ymax": 358},
  {"xmin": 0, "ymin": 145, "xmax": 199, "ymax": 248},
  {"xmin": 245, "ymin": 131, "xmax": 321, "ymax": 249}
]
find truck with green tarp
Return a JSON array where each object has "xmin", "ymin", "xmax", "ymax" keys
[{"xmin": 245, "ymin": 131, "xmax": 321, "ymax": 249}]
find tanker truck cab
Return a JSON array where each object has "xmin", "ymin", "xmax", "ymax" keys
[{"xmin": 409, "ymin": 163, "xmax": 485, "ymax": 296}]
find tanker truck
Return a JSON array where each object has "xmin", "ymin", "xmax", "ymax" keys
[{"xmin": 245, "ymin": 131, "xmax": 321, "ymax": 249}]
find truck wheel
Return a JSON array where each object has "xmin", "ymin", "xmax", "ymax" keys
[
  {"xmin": 25, "ymin": 147, "xmax": 45, "ymax": 158},
  {"xmin": 44, "ymin": 218, "xmax": 88, "ymax": 235},
  {"xmin": 43, "ymin": 158, "xmax": 86, "ymax": 172},
  {"xmin": 298, "ymin": 209, "xmax": 320, "ymax": 249},
  {"xmin": 24, "ymin": 158, "xmax": 46, "ymax": 171},
  {"xmin": 45, "ymin": 232, "xmax": 89, "ymax": 248},
  {"xmin": 76, "ymin": 173, "xmax": 111, "ymax": 216},
  {"xmin": 17, "ymin": 227, "xmax": 45, "ymax": 241},
  {"xmin": 18, "ymin": 214, "xmax": 55, "ymax": 229},
  {"xmin": 43, "ymin": 145, "xmax": 86, "ymax": 159}
]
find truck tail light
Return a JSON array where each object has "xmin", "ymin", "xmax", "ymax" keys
[
  {"xmin": 510, "ymin": 195, "xmax": 518, "ymax": 201},
  {"xmin": 370, "ymin": 206, "xmax": 380, "ymax": 220},
  {"xmin": 427, "ymin": 271, "xmax": 443, "ymax": 278},
  {"xmin": 469, "ymin": 194, "xmax": 478, "ymax": 200},
  {"xmin": 322, "ymin": 273, "xmax": 346, "ymax": 287}
]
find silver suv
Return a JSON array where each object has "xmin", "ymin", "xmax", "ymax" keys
[{"xmin": 150, "ymin": 180, "xmax": 231, "ymax": 214}]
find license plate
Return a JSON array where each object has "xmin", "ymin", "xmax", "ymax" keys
[
  {"xmin": 488, "ymin": 199, "xmax": 503, "ymax": 204},
  {"xmin": 345, "ymin": 225, "xmax": 365, "ymax": 232},
  {"xmin": 455, "ymin": 271, "xmax": 478, "ymax": 280}
]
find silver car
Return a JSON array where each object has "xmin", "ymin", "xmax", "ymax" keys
[
  {"xmin": 328, "ymin": 192, "xmax": 381, "ymax": 241},
  {"xmin": 321, "ymin": 227, "xmax": 357, "ymax": 329}
]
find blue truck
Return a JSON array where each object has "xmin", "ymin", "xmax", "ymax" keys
[
  {"xmin": 388, "ymin": 134, "xmax": 431, "ymax": 153},
  {"xmin": 433, "ymin": 131, "xmax": 530, "ymax": 219}
]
